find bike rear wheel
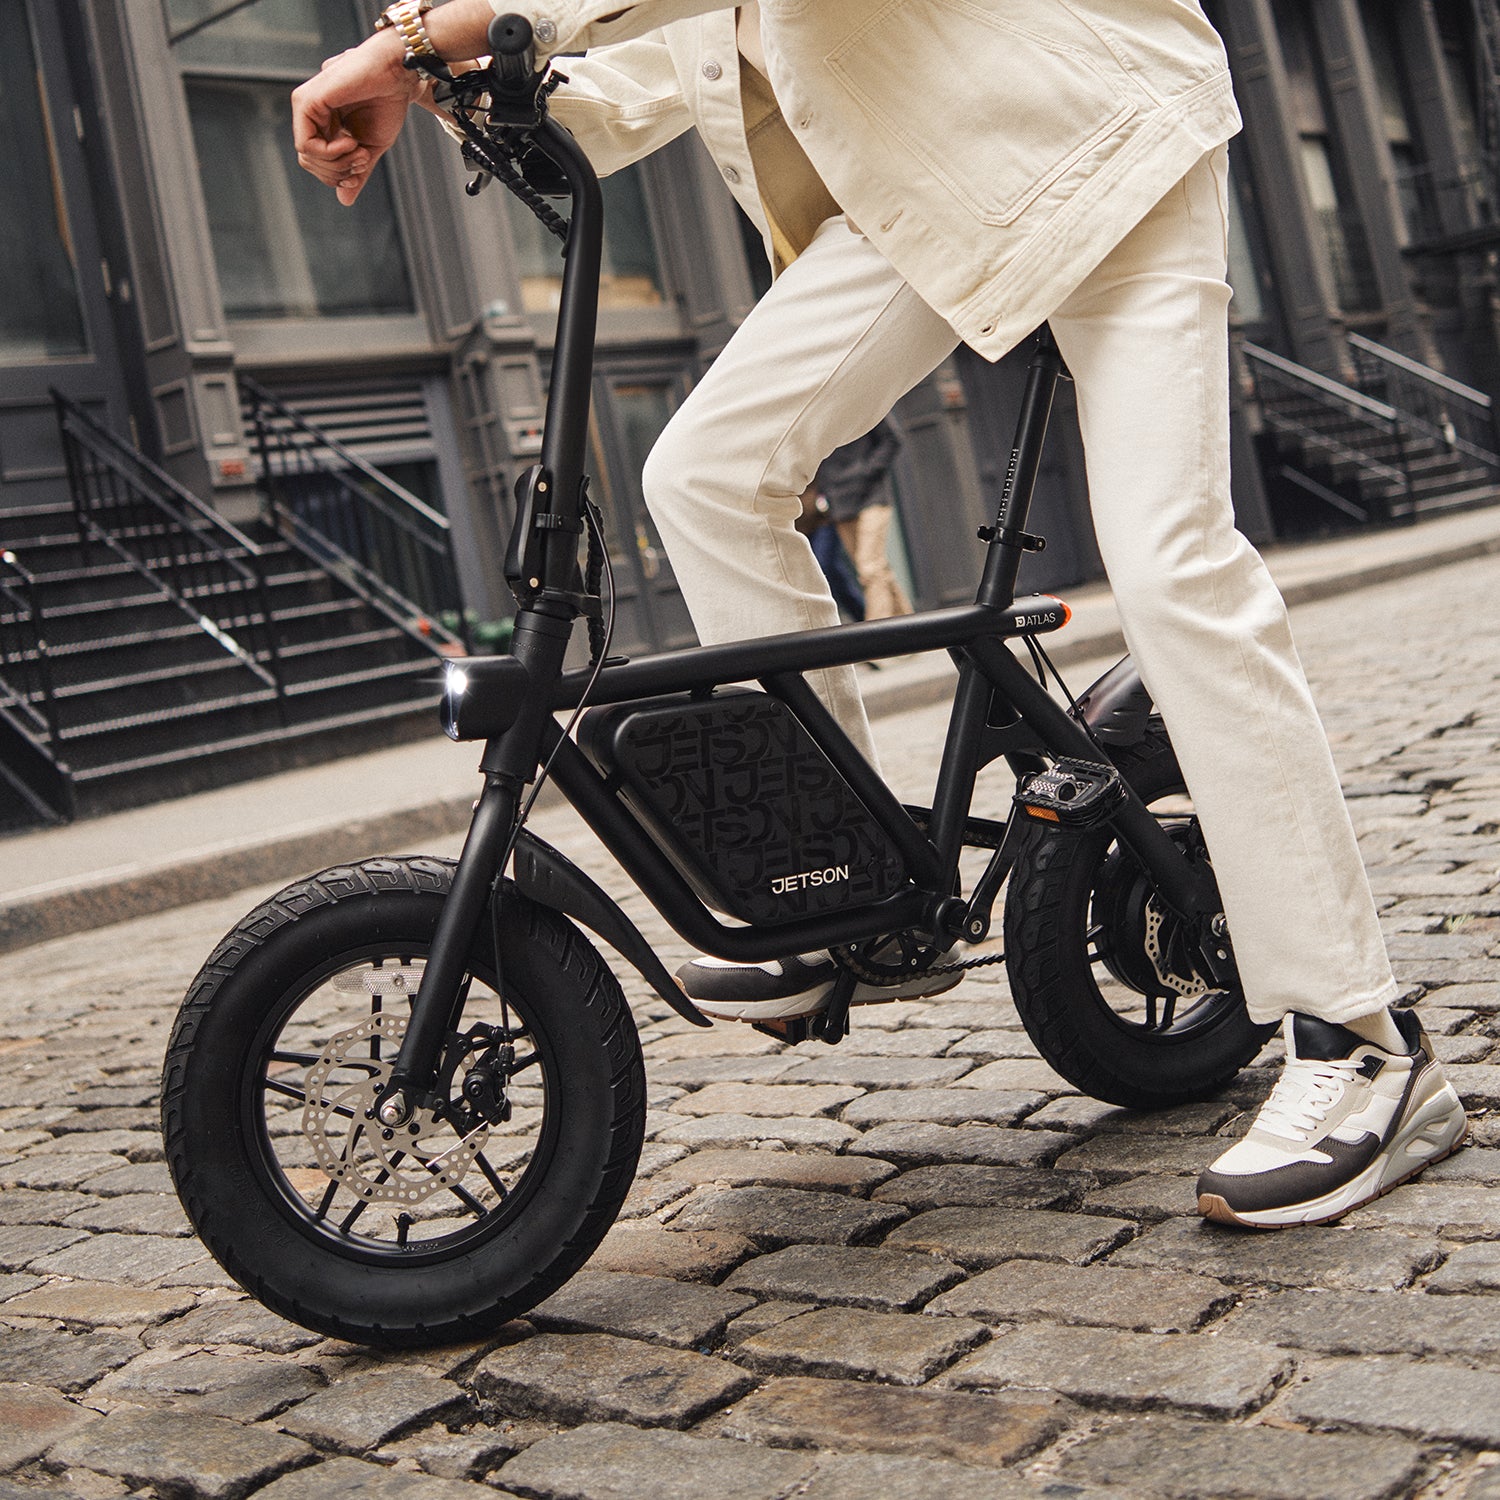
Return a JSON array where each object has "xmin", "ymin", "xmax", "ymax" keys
[
  {"xmin": 162, "ymin": 856, "xmax": 644, "ymax": 1348},
  {"xmin": 1003, "ymin": 722, "xmax": 1273, "ymax": 1109}
]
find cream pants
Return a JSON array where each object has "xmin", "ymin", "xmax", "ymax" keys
[{"xmin": 640, "ymin": 148, "xmax": 1396, "ymax": 1027}]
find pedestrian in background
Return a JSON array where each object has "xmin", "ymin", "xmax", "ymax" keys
[
  {"xmin": 795, "ymin": 481, "xmax": 864, "ymax": 622},
  {"xmin": 816, "ymin": 419, "xmax": 911, "ymax": 621}
]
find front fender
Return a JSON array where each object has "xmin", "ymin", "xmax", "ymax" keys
[{"xmin": 511, "ymin": 829, "xmax": 711, "ymax": 1027}]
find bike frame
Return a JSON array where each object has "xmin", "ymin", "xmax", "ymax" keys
[{"xmin": 377, "ymin": 92, "xmax": 1228, "ymax": 1115}]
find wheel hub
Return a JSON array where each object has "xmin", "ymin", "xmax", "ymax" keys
[{"xmin": 301, "ymin": 1012, "xmax": 489, "ymax": 1207}]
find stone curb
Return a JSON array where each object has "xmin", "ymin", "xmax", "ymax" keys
[{"xmin": 3, "ymin": 521, "xmax": 1498, "ymax": 957}]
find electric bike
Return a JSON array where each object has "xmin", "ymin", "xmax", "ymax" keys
[{"xmin": 162, "ymin": 19, "xmax": 1270, "ymax": 1347}]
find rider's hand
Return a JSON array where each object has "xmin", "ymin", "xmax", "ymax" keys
[
  {"xmin": 292, "ymin": 31, "xmax": 425, "ymax": 206},
  {"xmin": 292, "ymin": 0, "xmax": 500, "ymax": 205}
]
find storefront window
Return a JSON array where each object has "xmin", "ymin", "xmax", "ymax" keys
[
  {"xmin": 169, "ymin": 0, "xmax": 416, "ymax": 321},
  {"xmin": 505, "ymin": 168, "xmax": 667, "ymax": 313},
  {"xmin": 0, "ymin": 0, "xmax": 87, "ymax": 361}
]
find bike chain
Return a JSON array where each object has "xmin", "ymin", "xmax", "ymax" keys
[{"xmin": 832, "ymin": 941, "xmax": 1007, "ymax": 987}]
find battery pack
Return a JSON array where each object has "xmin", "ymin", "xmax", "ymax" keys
[{"xmin": 578, "ymin": 689, "xmax": 909, "ymax": 924}]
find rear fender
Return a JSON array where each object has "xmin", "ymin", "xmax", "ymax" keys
[{"xmin": 1075, "ymin": 655, "xmax": 1154, "ymax": 747}]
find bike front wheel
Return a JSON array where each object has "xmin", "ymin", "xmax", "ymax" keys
[
  {"xmin": 1003, "ymin": 722, "xmax": 1274, "ymax": 1110},
  {"xmin": 162, "ymin": 857, "xmax": 645, "ymax": 1348}
]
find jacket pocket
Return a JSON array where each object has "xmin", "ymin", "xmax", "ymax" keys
[{"xmin": 825, "ymin": 0, "xmax": 1136, "ymax": 227}]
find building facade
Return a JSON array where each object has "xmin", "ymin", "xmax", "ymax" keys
[{"xmin": 2, "ymin": 0, "xmax": 1497, "ymax": 649}]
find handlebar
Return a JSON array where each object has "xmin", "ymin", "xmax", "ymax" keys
[{"xmin": 488, "ymin": 13, "xmax": 537, "ymax": 98}]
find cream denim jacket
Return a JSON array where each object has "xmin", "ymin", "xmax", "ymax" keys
[{"xmin": 503, "ymin": 0, "xmax": 1241, "ymax": 359}]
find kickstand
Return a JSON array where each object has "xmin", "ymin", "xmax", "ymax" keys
[{"xmin": 810, "ymin": 966, "xmax": 858, "ymax": 1046}]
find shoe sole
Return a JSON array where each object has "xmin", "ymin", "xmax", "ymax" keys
[{"xmin": 1199, "ymin": 1085, "xmax": 1470, "ymax": 1229}]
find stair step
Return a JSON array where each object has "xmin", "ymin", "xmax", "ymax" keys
[
  {"xmin": 274, "ymin": 626, "xmax": 411, "ymax": 661},
  {"xmin": 50, "ymin": 652, "xmax": 261, "ymax": 703},
  {"xmin": 56, "ymin": 683, "xmax": 281, "ymax": 742},
  {"xmin": 69, "ymin": 695, "xmax": 436, "ymax": 805},
  {"xmin": 283, "ymin": 658, "xmax": 438, "ymax": 698}
]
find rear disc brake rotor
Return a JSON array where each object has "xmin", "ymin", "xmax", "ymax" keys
[{"xmin": 1092, "ymin": 825, "xmax": 1211, "ymax": 1001}]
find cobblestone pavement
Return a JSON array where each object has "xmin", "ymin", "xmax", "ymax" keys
[{"xmin": 2, "ymin": 553, "xmax": 1500, "ymax": 1500}]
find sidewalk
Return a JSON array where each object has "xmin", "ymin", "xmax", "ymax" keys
[{"xmin": 6, "ymin": 504, "xmax": 1500, "ymax": 955}]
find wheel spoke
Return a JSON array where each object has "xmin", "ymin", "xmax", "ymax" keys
[
  {"xmin": 445, "ymin": 1179, "xmax": 489, "ymax": 1217},
  {"xmin": 270, "ymin": 1049, "xmax": 331, "ymax": 1068},
  {"xmin": 263, "ymin": 1076, "xmax": 357, "ymax": 1119},
  {"xmin": 507, "ymin": 1050, "xmax": 540, "ymax": 1076},
  {"xmin": 475, "ymin": 1152, "xmax": 509, "ymax": 1201},
  {"xmin": 1144, "ymin": 992, "xmax": 1158, "ymax": 1030},
  {"xmin": 339, "ymin": 1155, "xmax": 400, "ymax": 1234},
  {"xmin": 313, "ymin": 1177, "xmax": 339, "ymax": 1222},
  {"xmin": 339, "ymin": 1196, "xmax": 371, "ymax": 1234},
  {"xmin": 1158, "ymin": 993, "xmax": 1178, "ymax": 1031}
]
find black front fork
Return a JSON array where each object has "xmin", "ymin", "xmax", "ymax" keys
[{"xmin": 375, "ymin": 110, "xmax": 604, "ymax": 1123}]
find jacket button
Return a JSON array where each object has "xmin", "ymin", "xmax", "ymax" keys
[
  {"xmin": 702, "ymin": 60, "xmax": 722, "ymax": 80},
  {"xmin": 723, "ymin": 165, "xmax": 741, "ymax": 183},
  {"xmin": 534, "ymin": 17, "xmax": 557, "ymax": 43}
]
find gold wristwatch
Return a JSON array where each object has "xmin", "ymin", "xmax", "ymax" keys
[{"xmin": 375, "ymin": 0, "xmax": 438, "ymax": 64}]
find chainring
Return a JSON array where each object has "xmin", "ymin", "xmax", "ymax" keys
[{"xmin": 300, "ymin": 1003, "xmax": 489, "ymax": 1209}]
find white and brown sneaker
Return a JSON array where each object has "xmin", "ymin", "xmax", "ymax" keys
[
  {"xmin": 1197, "ymin": 1009, "xmax": 1468, "ymax": 1228},
  {"xmin": 677, "ymin": 949, "xmax": 960, "ymax": 1023}
]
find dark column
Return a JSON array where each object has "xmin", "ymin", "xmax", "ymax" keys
[
  {"xmin": 1311, "ymin": 0, "xmax": 1426, "ymax": 354},
  {"xmin": 1400, "ymin": 1, "xmax": 1486, "ymax": 240},
  {"xmin": 1213, "ymin": 0, "xmax": 1344, "ymax": 370}
]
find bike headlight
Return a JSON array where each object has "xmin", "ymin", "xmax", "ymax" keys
[{"xmin": 440, "ymin": 656, "xmax": 531, "ymax": 741}]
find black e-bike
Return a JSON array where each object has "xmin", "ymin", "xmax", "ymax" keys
[{"xmin": 162, "ymin": 20, "xmax": 1270, "ymax": 1348}]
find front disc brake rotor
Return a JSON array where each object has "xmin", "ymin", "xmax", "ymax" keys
[{"xmin": 301, "ymin": 1008, "xmax": 489, "ymax": 1207}]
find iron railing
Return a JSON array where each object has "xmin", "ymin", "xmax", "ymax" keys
[
  {"xmin": 0, "ymin": 549, "xmax": 61, "ymax": 750},
  {"xmin": 1346, "ymin": 331, "xmax": 1500, "ymax": 478},
  {"xmin": 53, "ymin": 392, "xmax": 288, "ymax": 716},
  {"xmin": 0, "ymin": 548, "xmax": 73, "ymax": 824},
  {"xmin": 241, "ymin": 376, "xmax": 468, "ymax": 651},
  {"xmin": 1242, "ymin": 342, "xmax": 1413, "ymax": 523}
]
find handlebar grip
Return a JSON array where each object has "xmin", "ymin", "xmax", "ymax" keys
[{"xmin": 488, "ymin": 13, "xmax": 536, "ymax": 93}]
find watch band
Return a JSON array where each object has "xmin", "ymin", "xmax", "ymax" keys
[{"xmin": 375, "ymin": 0, "xmax": 438, "ymax": 62}]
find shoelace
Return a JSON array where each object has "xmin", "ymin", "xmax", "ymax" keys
[{"xmin": 1254, "ymin": 1056, "xmax": 1364, "ymax": 1141}]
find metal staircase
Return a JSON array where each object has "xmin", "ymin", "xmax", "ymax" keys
[
  {"xmin": 0, "ymin": 395, "xmax": 471, "ymax": 829},
  {"xmin": 1244, "ymin": 334, "xmax": 1500, "ymax": 531}
]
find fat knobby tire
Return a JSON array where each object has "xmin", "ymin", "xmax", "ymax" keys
[
  {"xmin": 1004, "ymin": 723, "xmax": 1272, "ymax": 1110},
  {"xmin": 161, "ymin": 856, "xmax": 646, "ymax": 1348}
]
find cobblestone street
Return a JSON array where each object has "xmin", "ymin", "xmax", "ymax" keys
[{"xmin": 2, "ymin": 552, "xmax": 1499, "ymax": 1500}]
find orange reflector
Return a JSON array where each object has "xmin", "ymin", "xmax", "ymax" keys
[
  {"xmin": 1044, "ymin": 594, "xmax": 1073, "ymax": 627},
  {"xmin": 1026, "ymin": 806, "xmax": 1061, "ymax": 822}
]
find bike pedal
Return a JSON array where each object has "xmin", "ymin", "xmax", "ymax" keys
[
  {"xmin": 751, "ymin": 1017, "xmax": 816, "ymax": 1045},
  {"xmin": 1015, "ymin": 757, "xmax": 1126, "ymax": 830}
]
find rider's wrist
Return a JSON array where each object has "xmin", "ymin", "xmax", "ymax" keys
[{"xmin": 375, "ymin": 0, "xmax": 439, "ymax": 66}]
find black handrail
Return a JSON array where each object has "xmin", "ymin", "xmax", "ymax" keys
[
  {"xmin": 1242, "ymin": 342, "xmax": 1412, "ymax": 523},
  {"xmin": 240, "ymin": 376, "xmax": 469, "ymax": 652},
  {"xmin": 0, "ymin": 549, "xmax": 62, "ymax": 749},
  {"xmin": 1346, "ymin": 332, "xmax": 1500, "ymax": 474},
  {"xmin": 53, "ymin": 392, "xmax": 289, "ymax": 718}
]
